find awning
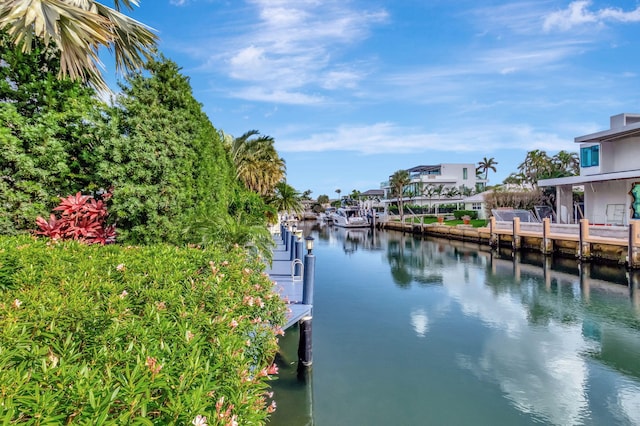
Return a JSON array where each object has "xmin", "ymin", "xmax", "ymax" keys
[{"xmin": 538, "ymin": 169, "xmax": 640, "ymax": 187}]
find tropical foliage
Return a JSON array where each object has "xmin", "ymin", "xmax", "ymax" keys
[
  {"xmin": 389, "ymin": 169, "xmax": 410, "ymax": 222},
  {"xmin": 485, "ymin": 189, "xmax": 544, "ymax": 212},
  {"xmin": 36, "ymin": 192, "xmax": 115, "ymax": 245},
  {"xmin": 0, "ymin": 31, "xmax": 105, "ymax": 234},
  {"xmin": 95, "ymin": 56, "xmax": 238, "ymax": 245},
  {"xmin": 504, "ymin": 150, "xmax": 579, "ymax": 188},
  {"xmin": 269, "ymin": 182, "xmax": 303, "ymax": 218},
  {"xmin": 317, "ymin": 194, "xmax": 330, "ymax": 205},
  {"xmin": 476, "ymin": 156, "xmax": 498, "ymax": 181},
  {"xmin": 0, "ymin": 0, "xmax": 157, "ymax": 91},
  {"xmin": 229, "ymin": 130, "xmax": 286, "ymax": 197},
  {"xmin": 0, "ymin": 235, "xmax": 285, "ymax": 424}
]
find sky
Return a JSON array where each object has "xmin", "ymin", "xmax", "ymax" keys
[{"xmin": 105, "ymin": 0, "xmax": 640, "ymax": 198}]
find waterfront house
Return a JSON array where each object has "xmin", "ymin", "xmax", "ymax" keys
[
  {"xmin": 462, "ymin": 190, "xmax": 491, "ymax": 219},
  {"xmin": 539, "ymin": 113, "xmax": 640, "ymax": 225},
  {"xmin": 382, "ymin": 164, "xmax": 487, "ymax": 210}
]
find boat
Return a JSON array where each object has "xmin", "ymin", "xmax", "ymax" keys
[{"xmin": 329, "ymin": 205, "xmax": 371, "ymax": 228}]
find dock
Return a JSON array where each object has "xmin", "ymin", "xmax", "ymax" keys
[
  {"xmin": 264, "ymin": 225, "xmax": 315, "ymax": 365},
  {"xmin": 382, "ymin": 217, "xmax": 640, "ymax": 268}
]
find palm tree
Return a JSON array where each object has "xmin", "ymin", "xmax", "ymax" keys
[
  {"xmin": 552, "ymin": 151, "xmax": 579, "ymax": 176},
  {"xmin": 477, "ymin": 157, "xmax": 498, "ymax": 181},
  {"xmin": 230, "ymin": 130, "xmax": 286, "ymax": 196},
  {"xmin": 0, "ymin": 1, "xmax": 157, "ymax": 91},
  {"xmin": 389, "ymin": 169, "xmax": 410, "ymax": 223},
  {"xmin": 518, "ymin": 150, "xmax": 552, "ymax": 187},
  {"xmin": 270, "ymin": 181, "xmax": 303, "ymax": 219}
]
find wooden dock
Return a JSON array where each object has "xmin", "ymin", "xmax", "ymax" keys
[{"xmin": 382, "ymin": 217, "xmax": 640, "ymax": 268}]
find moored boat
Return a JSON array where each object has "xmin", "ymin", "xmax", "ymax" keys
[{"xmin": 330, "ymin": 206, "xmax": 370, "ymax": 228}]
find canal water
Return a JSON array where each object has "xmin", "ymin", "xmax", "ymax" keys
[{"xmin": 268, "ymin": 224, "xmax": 640, "ymax": 426}]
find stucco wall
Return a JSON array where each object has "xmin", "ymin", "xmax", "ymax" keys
[{"xmin": 584, "ymin": 179, "xmax": 635, "ymax": 225}]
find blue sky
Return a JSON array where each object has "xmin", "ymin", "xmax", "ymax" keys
[{"xmin": 107, "ymin": 0, "xmax": 640, "ymax": 198}]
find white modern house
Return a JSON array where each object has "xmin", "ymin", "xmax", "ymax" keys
[
  {"xmin": 539, "ymin": 113, "xmax": 640, "ymax": 225},
  {"xmin": 382, "ymin": 163, "xmax": 487, "ymax": 209}
]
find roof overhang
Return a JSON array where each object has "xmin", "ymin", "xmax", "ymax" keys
[
  {"xmin": 538, "ymin": 169, "xmax": 640, "ymax": 187},
  {"xmin": 576, "ymin": 122, "xmax": 640, "ymax": 143}
]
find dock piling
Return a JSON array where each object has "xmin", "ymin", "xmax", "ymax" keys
[{"xmin": 298, "ymin": 245, "xmax": 316, "ymax": 366}]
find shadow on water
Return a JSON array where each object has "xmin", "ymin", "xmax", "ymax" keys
[{"xmin": 269, "ymin": 224, "xmax": 640, "ymax": 425}]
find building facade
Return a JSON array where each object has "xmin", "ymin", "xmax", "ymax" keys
[
  {"xmin": 539, "ymin": 113, "xmax": 640, "ymax": 225},
  {"xmin": 382, "ymin": 164, "xmax": 487, "ymax": 209}
]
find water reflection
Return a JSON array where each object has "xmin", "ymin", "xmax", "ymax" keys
[
  {"xmin": 410, "ymin": 308, "xmax": 429, "ymax": 338},
  {"xmin": 273, "ymin": 225, "xmax": 640, "ymax": 426}
]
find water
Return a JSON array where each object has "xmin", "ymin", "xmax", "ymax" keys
[{"xmin": 269, "ymin": 225, "xmax": 640, "ymax": 426}]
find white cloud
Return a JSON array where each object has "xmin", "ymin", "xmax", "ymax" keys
[
  {"xmin": 230, "ymin": 87, "xmax": 325, "ymax": 105},
  {"xmin": 213, "ymin": 0, "xmax": 388, "ymax": 95},
  {"xmin": 276, "ymin": 122, "xmax": 574, "ymax": 154},
  {"xmin": 543, "ymin": 1, "xmax": 640, "ymax": 32},
  {"xmin": 169, "ymin": 0, "xmax": 189, "ymax": 5}
]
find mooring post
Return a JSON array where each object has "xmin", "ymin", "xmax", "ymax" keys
[
  {"xmin": 290, "ymin": 233, "xmax": 297, "ymax": 261},
  {"xmin": 579, "ymin": 219, "xmax": 591, "ymax": 260},
  {"xmin": 628, "ymin": 220, "xmax": 640, "ymax": 269},
  {"xmin": 299, "ymin": 237, "xmax": 315, "ymax": 367},
  {"xmin": 489, "ymin": 216, "xmax": 497, "ymax": 248},
  {"xmin": 284, "ymin": 228, "xmax": 290, "ymax": 251},
  {"xmin": 294, "ymin": 239, "xmax": 304, "ymax": 277},
  {"xmin": 512, "ymin": 217, "xmax": 521, "ymax": 251}
]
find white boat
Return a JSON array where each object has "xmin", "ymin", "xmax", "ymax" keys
[{"xmin": 330, "ymin": 206, "xmax": 371, "ymax": 228}]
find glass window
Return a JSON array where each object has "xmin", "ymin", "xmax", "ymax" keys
[
  {"xmin": 580, "ymin": 145, "xmax": 599, "ymax": 167},
  {"xmin": 463, "ymin": 168, "xmax": 468, "ymax": 179}
]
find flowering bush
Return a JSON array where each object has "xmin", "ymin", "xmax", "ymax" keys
[
  {"xmin": 0, "ymin": 236, "xmax": 286, "ymax": 424},
  {"xmin": 35, "ymin": 192, "xmax": 116, "ymax": 244}
]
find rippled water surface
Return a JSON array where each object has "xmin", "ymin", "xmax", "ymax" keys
[{"xmin": 269, "ymin": 225, "xmax": 640, "ymax": 426}]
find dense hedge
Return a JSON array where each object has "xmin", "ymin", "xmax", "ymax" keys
[
  {"xmin": 453, "ymin": 210, "xmax": 478, "ymax": 220},
  {"xmin": 0, "ymin": 235, "xmax": 286, "ymax": 424}
]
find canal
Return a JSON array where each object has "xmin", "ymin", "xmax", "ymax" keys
[{"xmin": 269, "ymin": 224, "xmax": 640, "ymax": 426}]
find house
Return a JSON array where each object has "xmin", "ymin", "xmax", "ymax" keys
[
  {"xmin": 382, "ymin": 164, "xmax": 486, "ymax": 209},
  {"xmin": 462, "ymin": 190, "xmax": 491, "ymax": 219},
  {"xmin": 539, "ymin": 113, "xmax": 640, "ymax": 225}
]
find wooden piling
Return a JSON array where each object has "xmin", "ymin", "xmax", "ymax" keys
[
  {"xmin": 489, "ymin": 216, "xmax": 498, "ymax": 248},
  {"xmin": 629, "ymin": 220, "xmax": 640, "ymax": 269},
  {"xmin": 579, "ymin": 219, "xmax": 591, "ymax": 260},
  {"xmin": 512, "ymin": 217, "xmax": 521, "ymax": 251}
]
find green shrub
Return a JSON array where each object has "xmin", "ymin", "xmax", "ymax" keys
[
  {"xmin": 453, "ymin": 210, "xmax": 478, "ymax": 220},
  {"xmin": 0, "ymin": 235, "xmax": 286, "ymax": 424}
]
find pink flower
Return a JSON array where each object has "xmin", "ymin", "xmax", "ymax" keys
[
  {"xmin": 145, "ymin": 356, "xmax": 162, "ymax": 376},
  {"xmin": 12, "ymin": 299, "xmax": 22, "ymax": 308},
  {"xmin": 186, "ymin": 330, "xmax": 195, "ymax": 342},
  {"xmin": 267, "ymin": 400, "xmax": 277, "ymax": 413},
  {"xmin": 192, "ymin": 415, "xmax": 208, "ymax": 426},
  {"xmin": 229, "ymin": 319, "xmax": 238, "ymax": 329},
  {"xmin": 266, "ymin": 363, "xmax": 279, "ymax": 375},
  {"xmin": 119, "ymin": 290, "xmax": 128, "ymax": 299},
  {"xmin": 116, "ymin": 263, "xmax": 126, "ymax": 272}
]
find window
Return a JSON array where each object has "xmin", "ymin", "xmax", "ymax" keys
[
  {"xmin": 580, "ymin": 145, "xmax": 599, "ymax": 167},
  {"xmin": 463, "ymin": 168, "xmax": 468, "ymax": 179},
  {"xmin": 472, "ymin": 203, "xmax": 482, "ymax": 211}
]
